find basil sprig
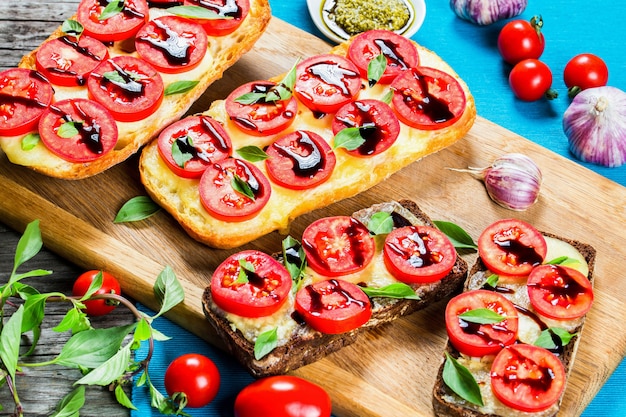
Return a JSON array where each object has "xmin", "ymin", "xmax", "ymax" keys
[{"xmin": 443, "ymin": 353, "xmax": 484, "ymax": 406}]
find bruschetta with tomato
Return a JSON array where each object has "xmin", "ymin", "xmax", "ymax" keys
[
  {"xmin": 139, "ymin": 29, "xmax": 477, "ymax": 249},
  {"xmin": 0, "ymin": 0, "xmax": 271, "ymax": 179},
  {"xmin": 432, "ymin": 219, "xmax": 596, "ymax": 416}
]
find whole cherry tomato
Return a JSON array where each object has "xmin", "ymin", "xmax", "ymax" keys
[
  {"xmin": 508, "ymin": 59, "xmax": 556, "ymax": 102},
  {"xmin": 164, "ymin": 353, "xmax": 220, "ymax": 408},
  {"xmin": 497, "ymin": 16, "xmax": 545, "ymax": 65},
  {"xmin": 563, "ymin": 53, "xmax": 609, "ymax": 96},
  {"xmin": 72, "ymin": 270, "xmax": 121, "ymax": 316},
  {"xmin": 234, "ymin": 375, "xmax": 332, "ymax": 417}
]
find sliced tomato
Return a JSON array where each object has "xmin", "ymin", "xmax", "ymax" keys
[
  {"xmin": 76, "ymin": 0, "xmax": 150, "ymax": 42},
  {"xmin": 157, "ymin": 115, "xmax": 232, "ymax": 178},
  {"xmin": 301, "ymin": 216, "xmax": 375, "ymax": 277},
  {"xmin": 294, "ymin": 54, "xmax": 362, "ymax": 115},
  {"xmin": 491, "ymin": 344, "xmax": 566, "ymax": 412},
  {"xmin": 135, "ymin": 16, "xmax": 208, "ymax": 74},
  {"xmin": 478, "ymin": 219, "xmax": 547, "ymax": 277},
  {"xmin": 445, "ymin": 290, "xmax": 519, "ymax": 357},
  {"xmin": 332, "ymin": 99, "xmax": 400, "ymax": 157},
  {"xmin": 383, "ymin": 225, "xmax": 456, "ymax": 283},
  {"xmin": 38, "ymin": 98, "xmax": 118, "ymax": 162},
  {"xmin": 295, "ymin": 279, "xmax": 372, "ymax": 334},
  {"xmin": 265, "ymin": 130, "xmax": 336, "ymax": 190},
  {"xmin": 35, "ymin": 35, "xmax": 109, "ymax": 87},
  {"xmin": 527, "ymin": 264, "xmax": 593, "ymax": 320},
  {"xmin": 0, "ymin": 68, "xmax": 53, "ymax": 137},
  {"xmin": 211, "ymin": 250, "xmax": 292, "ymax": 318},
  {"xmin": 87, "ymin": 56, "xmax": 164, "ymax": 122},
  {"xmin": 225, "ymin": 81, "xmax": 298, "ymax": 136},
  {"xmin": 347, "ymin": 29, "xmax": 419, "ymax": 85},
  {"xmin": 183, "ymin": 0, "xmax": 250, "ymax": 36},
  {"xmin": 199, "ymin": 158, "xmax": 271, "ymax": 221},
  {"xmin": 391, "ymin": 66, "xmax": 466, "ymax": 130}
]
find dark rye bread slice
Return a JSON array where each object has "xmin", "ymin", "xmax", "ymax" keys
[
  {"xmin": 201, "ymin": 199, "xmax": 468, "ymax": 377},
  {"xmin": 432, "ymin": 232, "xmax": 596, "ymax": 417}
]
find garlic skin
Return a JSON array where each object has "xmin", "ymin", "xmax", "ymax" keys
[
  {"xmin": 483, "ymin": 153, "xmax": 542, "ymax": 211},
  {"xmin": 450, "ymin": 0, "xmax": 528, "ymax": 25},
  {"xmin": 563, "ymin": 86, "xmax": 626, "ymax": 168}
]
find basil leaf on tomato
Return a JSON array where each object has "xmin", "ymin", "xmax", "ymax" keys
[
  {"xmin": 62, "ymin": 19, "xmax": 84, "ymax": 38},
  {"xmin": 333, "ymin": 127, "xmax": 367, "ymax": 151},
  {"xmin": 99, "ymin": 0, "xmax": 124, "ymax": 21},
  {"xmin": 443, "ymin": 353, "xmax": 483, "ymax": 406},
  {"xmin": 232, "ymin": 174, "xmax": 255, "ymax": 200},
  {"xmin": 168, "ymin": 5, "xmax": 226, "ymax": 20},
  {"xmin": 367, "ymin": 54, "xmax": 387, "ymax": 87},
  {"xmin": 265, "ymin": 61, "xmax": 298, "ymax": 102},
  {"xmin": 171, "ymin": 136, "xmax": 194, "ymax": 168},
  {"xmin": 282, "ymin": 236, "xmax": 306, "ymax": 284},
  {"xmin": 254, "ymin": 328, "xmax": 278, "ymax": 360},
  {"xmin": 57, "ymin": 121, "xmax": 81, "ymax": 138},
  {"xmin": 359, "ymin": 283, "xmax": 420, "ymax": 300},
  {"xmin": 459, "ymin": 308, "xmax": 507, "ymax": 325}
]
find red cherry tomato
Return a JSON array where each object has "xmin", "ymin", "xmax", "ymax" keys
[
  {"xmin": 491, "ymin": 344, "xmax": 566, "ymax": 412},
  {"xmin": 135, "ymin": 16, "xmax": 208, "ymax": 74},
  {"xmin": 87, "ymin": 55, "xmax": 164, "ymax": 122},
  {"xmin": 157, "ymin": 115, "xmax": 232, "ymax": 178},
  {"xmin": 527, "ymin": 264, "xmax": 593, "ymax": 320},
  {"xmin": 301, "ymin": 216, "xmax": 376, "ymax": 277},
  {"xmin": 390, "ymin": 66, "xmax": 466, "ymax": 130},
  {"xmin": 509, "ymin": 59, "xmax": 555, "ymax": 102},
  {"xmin": 210, "ymin": 250, "xmax": 292, "ymax": 317},
  {"xmin": 265, "ymin": 130, "xmax": 336, "ymax": 190},
  {"xmin": 35, "ymin": 35, "xmax": 109, "ymax": 87},
  {"xmin": 294, "ymin": 54, "xmax": 362, "ymax": 114},
  {"xmin": 198, "ymin": 158, "xmax": 271, "ymax": 221},
  {"xmin": 225, "ymin": 81, "xmax": 298, "ymax": 136},
  {"xmin": 497, "ymin": 17, "xmax": 545, "ymax": 65},
  {"xmin": 39, "ymin": 98, "xmax": 118, "ymax": 163},
  {"xmin": 234, "ymin": 375, "xmax": 332, "ymax": 417},
  {"xmin": 72, "ymin": 270, "xmax": 121, "ymax": 316},
  {"xmin": 331, "ymin": 99, "xmax": 400, "ymax": 157},
  {"xmin": 76, "ymin": 0, "xmax": 149, "ymax": 42},
  {"xmin": 478, "ymin": 219, "xmax": 547, "ymax": 277},
  {"xmin": 0, "ymin": 68, "xmax": 54, "ymax": 137},
  {"xmin": 295, "ymin": 278, "xmax": 372, "ymax": 334},
  {"xmin": 563, "ymin": 53, "xmax": 609, "ymax": 93},
  {"xmin": 445, "ymin": 290, "xmax": 519, "ymax": 357},
  {"xmin": 383, "ymin": 225, "xmax": 456, "ymax": 283},
  {"xmin": 183, "ymin": 0, "xmax": 250, "ymax": 36},
  {"xmin": 164, "ymin": 353, "xmax": 220, "ymax": 408},
  {"xmin": 347, "ymin": 29, "xmax": 419, "ymax": 84}
]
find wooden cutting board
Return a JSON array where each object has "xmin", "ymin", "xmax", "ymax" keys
[{"xmin": 1, "ymin": 17, "xmax": 625, "ymax": 417}]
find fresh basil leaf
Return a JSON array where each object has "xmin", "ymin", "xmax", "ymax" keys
[
  {"xmin": 61, "ymin": 19, "xmax": 84, "ymax": 38},
  {"xmin": 459, "ymin": 308, "xmax": 507, "ymax": 324},
  {"xmin": 115, "ymin": 384, "xmax": 137, "ymax": 410},
  {"xmin": 534, "ymin": 327, "xmax": 576, "ymax": 349},
  {"xmin": 56, "ymin": 324, "xmax": 135, "ymax": 368},
  {"xmin": 21, "ymin": 132, "xmax": 40, "ymax": 151},
  {"xmin": 235, "ymin": 258, "xmax": 255, "ymax": 284},
  {"xmin": 99, "ymin": 0, "xmax": 124, "ymax": 21},
  {"xmin": 282, "ymin": 236, "xmax": 306, "ymax": 283},
  {"xmin": 76, "ymin": 344, "xmax": 131, "ymax": 386},
  {"xmin": 153, "ymin": 266, "xmax": 185, "ymax": 318},
  {"xmin": 103, "ymin": 69, "xmax": 143, "ymax": 84},
  {"xmin": 367, "ymin": 53, "xmax": 387, "ymax": 87},
  {"xmin": 433, "ymin": 220, "xmax": 477, "ymax": 249},
  {"xmin": 164, "ymin": 80, "xmax": 199, "ymax": 96},
  {"xmin": 13, "ymin": 220, "xmax": 43, "ymax": 276},
  {"xmin": 381, "ymin": 89, "xmax": 393, "ymax": 104},
  {"xmin": 333, "ymin": 127, "xmax": 367, "ymax": 151},
  {"xmin": 114, "ymin": 196, "xmax": 161, "ymax": 223},
  {"xmin": 367, "ymin": 211, "xmax": 394, "ymax": 235},
  {"xmin": 51, "ymin": 386, "xmax": 86, "ymax": 417},
  {"xmin": 231, "ymin": 174, "xmax": 255, "ymax": 200},
  {"xmin": 359, "ymin": 283, "xmax": 420, "ymax": 300},
  {"xmin": 0, "ymin": 305, "xmax": 24, "ymax": 380},
  {"xmin": 442, "ymin": 353, "xmax": 483, "ymax": 406},
  {"xmin": 265, "ymin": 61, "xmax": 298, "ymax": 102},
  {"xmin": 235, "ymin": 92, "xmax": 267, "ymax": 105},
  {"xmin": 171, "ymin": 136, "xmax": 194, "ymax": 168},
  {"xmin": 21, "ymin": 293, "xmax": 47, "ymax": 333},
  {"xmin": 237, "ymin": 145, "xmax": 269, "ymax": 162},
  {"xmin": 484, "ymin": 273, "xmax": 499, "ymax": 288},
  {"xmin": 546, "ymin": 255, "xmax": 580, "ymax": 268},
  {"xmin": 168, "ymin": 5, "xmax": 229, "ymax": 20},
  {"xmin": 254, "ymin": 328, "xmax": 278, "ymax": 360},
  {"xmin": 53, "ymin": 308, "xmax": 90, "ymax": 334}
]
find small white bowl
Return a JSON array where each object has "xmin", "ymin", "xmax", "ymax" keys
[{"xmin": 306, "ymin": 0, "xmax": 426, "ymax": 44}]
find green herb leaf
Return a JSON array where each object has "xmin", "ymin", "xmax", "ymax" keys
[
  {"xmin": 381, "ymin": 89, "xmax": 393, "ymax": 104},
  {"xmin": 13, "ymin": 220, "xmax": 43, "ymax": 276},
  {"xmin": 0, "ymin": 305, "xmax": 24, "ymax": 380},
  {"xmin": 282, "ymin": 236, "xmax": 306, "ymax": 283},
  {"xmin": 171, "ymin": 136, "xmax": 194, "ymax": 168},
  {"xmin": 79, "ymin": 271, "xmax": 104, "ymax": 301},
  {"xmin": 534, "ymin": 327, "xmax": 576, "ymax": 349},
  {"xmin": 56, "ymin": 324, "xmax": 135, "ymax": 368},
  {"xmin": 164, "ymin": 80, "xmax": 199, "ymax": 96},
  {"xmin": 546, "ymin": 255, "xmax": 580, "ymax": 268},
  {"xmin": 115, "ymin": 384, "xmax": 138, "ymax": 410},
  {"xmin": 443, "ymin": 353, "xmax": 483, "ymax": 406},
  {"xmin": 76, "ymin": 344, "xmax": 131, "ymax": 386},
  {"xmin": 367, "ymin": 53, "xmax": 387, "ymax": 87},
  {"xmin": 367, "ymin": 211, "xmax": 394, "ymax": 235},
  {"xmin": 484, "ymin": 273, "xmax": 499, "ymax": 288},
  {"xmin": 51, "ymin": 386, "xmax": 86, "ymax": 417},
  {"xmin": 53, "ymin": 308, "xmax": 90, "ymax": 334},
  {"xmin": 237, "ymin": 145, "xmax": 269, "ymax": 162},
  {"xmin": 235, "ymin": 60, "xmax": 298, "ymax": 104},
  {"xmin": 459, "ymin": 308, "xmax": 507, "ymax": 324},
  {"xmin": 254, "ymin": 328, "xmax": 278, "ymax": 360},
  {"xmin": 333, "ymin": 127, "xmax": 367, "ymax": 151},
  {"xmin": 235, "ymin": 92, "xmax": 266, "ymax": 105},
  {"xmin": 103, "ymin": 69, "xmax": 143, "ymax": 84},
  {"xmin": 21, "ymin": 132, "xmax": 40, "ymax": 151},
  {"xmin": 21, "ymin": 293, "xmax": 47, "ymax": 333},
  {"xmin": 153, "ymin": 266, "xmax": 185, "ymax": 318},
  {"xmin": 99, "ymin": 0, "xmax": 124, "ymax": 21},
  {"xmin": 433, "ymin": 220, "xmax": 477, "ymax": 249},
  {"xmin": 114, "ymin": 196, "xmax": 161, "ymax": 223},
  {"xmin": 61, "ymin": 19, "xmax": 84, "ymax": 38},
  {"xmin": 231, "ymin": 174, "xmax": 255, "ymax": 200},
  {"xmin": 235, "ymin": 259, "xmax": 255, "ymax": 284},
  {"xmin": 359, "ymin": 282, "xmax": 420, "ymax": 300},
  {"xmin": 168, "ymin": 5, "xmax": 228, "ymax": 20}
]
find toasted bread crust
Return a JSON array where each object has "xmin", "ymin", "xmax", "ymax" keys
[
  {"xmin": 202, "ymin": 200, "xmax": 468, "ymax": 377},
  {"xmin": 0, "ymin": 0, "xmax": 271, "ymax": 179},
  {"xmin": 432, "ymin": 233, "xmax": 596, "ymax": 417}
]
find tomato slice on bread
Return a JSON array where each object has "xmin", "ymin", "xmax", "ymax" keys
[
  {"xmin": 211, "ymin": 250, "xmax": 292, "ymax": 318},
  {"xmin": 301, "ymin": 216, "xmax": 376, "ymax": 277},
  {"xmin": 183, "ymin": 0, "xmax": 250, "ymax": 36},
  {"xmin": 491, "ymin": 344, "xmax": 566, "ymax": 412},
  {"xmin": 295, "ymin": 279, "xmax": 372, "ymax": 334},
  {"xmin": 445, "ymin": 290, "xmax": 519, "ymax": 357},
  {"xmin": 38, "ymin": 98, "xmax": 118, "ymax": 163},
  {"xmin": 391, "ymin": 66, "xmax": 466, "ymax": 130},
  {"xmin": 76, "ymin": 0, "xmax": 150, "ymax": 42},
  {"xmin": 527, "ymin": 264, "xmax": 593, "ymax": 320},
  {"xmin": 347, "ymin": 29, "xmax": 419, "ymax": 84},
  {"xmin": 383, "ymin": 225, "xmax": 456, "ymax": 283}
]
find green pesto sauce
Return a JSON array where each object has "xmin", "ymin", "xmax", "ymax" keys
[{"xmin": 331, "ymin": 0, "xmax": 411, "ymax": 36}]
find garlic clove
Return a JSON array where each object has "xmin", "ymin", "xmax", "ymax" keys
[{"xmin": 450, "ymin": 0, "xmax": 528, "ymax": 26}]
